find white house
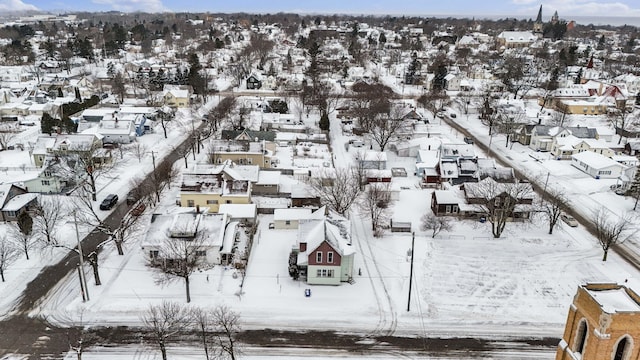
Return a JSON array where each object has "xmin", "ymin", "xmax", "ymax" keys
[
  {"xmin": 571, "ymin": 151, "xmax": 627, "ymax": 179},
  {"xmin": 142, "ymin": 209, "xmax": 234, "ymax": 266},
  {"xmin": 273, "ymin": 207, "xmax": 325, "ymax": 230}
]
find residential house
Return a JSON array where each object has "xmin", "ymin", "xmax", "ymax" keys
[
  {"xmin": 142, "ymin": 209, "xmax": 235, "ymax": 266},
  {"xmin": 0, "ymin": 184, "xmax": 37, "ymax": 222},
  {"xmin": 246, "ymin": 73, "xmax": 263, "ymax": 90},
  {"xmin": 366, "ymin": 169, "xmax": 392, "ymax": 184},
  {"xmin": 431, "ymin": 190, "xmax": 461, "ymax": 216},
  {"xmin": 93, "ymin": 118, "xmax": 136, "ymax": 144},
  {"xmin": 571, "ymin": 151, "xmax": 627, "ymax": 179},
  {"xmin": 444, "ymin": 74, "xmax": 461, "ymax": 91},
  {"xmin": 290, "ymin": 185, "xmax": 321, "ymax": 208},
  {"xmin": 273, "ymin": 207, "xmax": 325, "ymax": 230},
  {"xmin": 208, "ymin": 140, "xmax": 274, "ymax": 169},
  {"xmin": 290, "ymin": 215, "xmax": 355, "ymax": 285},
  {"xmin": 357, "ymin": 151, "xmax": 387, "ymax": 170},
  {"xmin": 529, "ymin": 126, "xmax": 598, "ymax": 152},
  {"xmin": 513, "ymin": 124, "xmax": 536, "ymax": 145},
  {"xmin": 162, "ymin": 85, "xmax": 191, "ymax": 108},
  {"xmin": 221, "ymin": 129, "xmax": 277, "ymax": 142},
  {"xmin": 179, "ymin": 162, "xmax": 254, "ymax": 213},
  {"xmin": 218, "ymin": 203, "xmax": 257, "ymax": 224},
  {"xmin": 555, "ymin": 283, "xmax": 640, "ymax": 360},
  {"xmin": 461, "ymin": 177, "xmax": 535, "ymax": 220},
  {"xmin": 416, "ymin": 149, "xmax": 440, "ymax": 185},
  {"xmin": 253, "ymin": 170, "xmax": 280, "ymax": 195},
  {"xmin": 551, "ymin": 136, "xmax": 613, "ymax": 160},
  {"xmin": 624, "ymin": 139, "xmax": 640, "ymax": 156},
  {"xmin": 496, "ymin": 31, "xmax": 537, "ymax": 48},
  {"xmin": 31, "ymin": 134, "xmax": 104, "ymax": 168},
  {"xmin": 23, "ymin": 165, "xmax": 67, "ymax": 194}
]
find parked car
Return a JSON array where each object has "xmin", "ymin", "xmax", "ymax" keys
[
  {"xmin": 268, "ymin": 223, "xmax": 275, "ymax": 229},
  {"xmin": 450, "ymin": 113, "xmax": 457, "ymax": 118},
  {"xmin": 463, "ymin": 137, "xmax": 474, "ymax": 144},
  {"xmin": 130, "ymin": 202, "xmax": 146, "ymax": 216},
  {"xmin": 561, "ymin": 214, "xmax": 578, "ymax": 227},
  {"xmin": 99, "ymin": 194, "xmax": 119, "ymax": 210}
]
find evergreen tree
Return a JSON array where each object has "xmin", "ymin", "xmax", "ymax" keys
[
  {"xmin": 627, "ymin": 169, "xmax": 640, "ymax": 210},
  {"xmin": 319, "ymin": 111, "xmax": 330, "ymax": 131}
]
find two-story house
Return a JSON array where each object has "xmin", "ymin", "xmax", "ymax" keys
[
  {"xmin": 289, "ymin": 215, "xmax": 356, "ymax": 285},
  {"xmin": 207, "ymin": 140, "xmax": 274, "ymax": 169},
  {"xmin": 179, "ymin": 162, "xmax": 255, "ymax": 213}
]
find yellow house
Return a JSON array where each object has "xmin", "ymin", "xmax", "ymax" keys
[
  {"xmin": 557, "ymin": 99, "xmax": 608, "ymax": 115},
  {"xmin": 162, "ymin": 85, "xmax": 191, "ymax": 108},
  {"xmin": 179, "ymin": 162, "xmax": 253, "ymax": 213},
  {"xmin": 556, "ymin": 283, "xmax": 640, "ymax": 360},
  {"xmin": 208, "ymin": 140, "xmax": 274, "ymax": 169}
]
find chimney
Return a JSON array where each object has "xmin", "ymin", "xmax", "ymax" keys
[{"xmin": 299, "ymin": 242, "xmax": 307, "ymax": 252}]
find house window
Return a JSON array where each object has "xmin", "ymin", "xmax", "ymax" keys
[
  {"xmin": 614, "ymin": 336, "xmax": 631, "ymax": 360},
  {"xmin": 316, "ymin": 269, "xmax": 334, "ymax": 278},
  {"xmin": 206, "ymin": 200, "xmax": 218, "ymax": 204},
  {"xmin": 5, "ymin": 211, "xmax": 17, "ymax": 218},
  {"xmin": 195, "ymin": 250, "xmax": 207, "ymax": 257},
  {"xmin": 327, "ymin": 252, "xmax": 334, "ymax": 263},
  {"xmin": 187, "ymin": 200, "xmax": 195, "ymax": 207},
  {"xmin": 285, "ymin": 220, "xmax": 291, "ymax": 225},
  {"xmin": 43, "ymin": 171, "xmax": 51, "ymax": 177},
  {"xmin": 149, "ymin": 250, "xmax": 159, "ymax": 259},
  {"xmin": 226, "ymin": 200, "xmax": 232, "ymax": 204},
  {"xmin": 41, "ymin": 180, "xmax": 50, "ymax": 186},
  {"xmin": 574, "ymin": 320, "xmax": 587, "ymax": 355},
  {"xmin": 316, "ymin": 252, "xmax": 322, "ymax": 263},
  {"xmin": 598, "ymin": 170, "xmax": 612, "ymax": 175},
  {"xmin": 247, "ymin": 158, "xmax": 252, "ymax": 164}
]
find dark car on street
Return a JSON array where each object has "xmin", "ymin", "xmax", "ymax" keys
[{"xmin": 99, "ymin": 194, "xmax": 119, "ymax": 210}]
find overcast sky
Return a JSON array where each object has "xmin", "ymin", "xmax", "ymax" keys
[{"xmin": 3, "ymin": 0, "xmax": 640, "ymax": 18}]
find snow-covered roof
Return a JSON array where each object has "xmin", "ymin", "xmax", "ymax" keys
[
  {"xmin": 274, "ymin": 208, "xmax": 312, "ymax": 221},
  {"xmin": 256, "ymin": 170, "xmax": 280, "ymax": 185},
  {"xmin": 218, "ymin": 204, "xmax": 257, "ymax": 219},
  {"xmin": 2, "ymin": 193, "xmax": 36, "ymax": 211},
  {"xmin": 434, "ymin": 190, "xmax": 460, "ymax": 204},
  {"xmin": 587, "ymin": 287, "xmax": 640, "ymax": 313},
  {"xmin": 572, "ymin": 151, "xmax": 625, "ymax": 170}
]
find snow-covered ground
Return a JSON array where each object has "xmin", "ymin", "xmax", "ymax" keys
[{"xmin": 2, "ymin": 91, "xmax": 639, "ymax": 360}]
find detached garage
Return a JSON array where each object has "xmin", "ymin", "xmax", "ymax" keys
[{"xmin": 571, "ymin": 151, "xmax": 627, "ymax": 179}]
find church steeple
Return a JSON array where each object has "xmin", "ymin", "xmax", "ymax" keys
[
  {"xmin": 535, "ymin": 5, "xmax": 543, "ymax": 23},
  {"xmin": 533, "ymin": 5, "xmax": 543, "ymax": 33}
]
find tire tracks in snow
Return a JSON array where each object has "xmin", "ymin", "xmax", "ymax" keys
[{"xmin": 352, "ymin": 209, "xmax": 398, "ymax": 337}]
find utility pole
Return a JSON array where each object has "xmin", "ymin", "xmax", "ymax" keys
[
  {"xmin": 74, "ymin": 211, "xmax": 89, "ymax": 302},
  {"xmin": 407, "ymin": 232, "xmax": 415, "ymax": 312},
  {"xmin": 151, "ymin": 150, "xmax": 156, "ymax": 172},
  {"xmin": 541, "ymin": 171, "xmax": 550, "ymax": 205}
]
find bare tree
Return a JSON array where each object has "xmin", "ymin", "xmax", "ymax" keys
[
  {"xmin": 0, "ymin": 234, "xmax": 20, "ymax": 282},
  {"xmin": 0, "ymin": 123, "xmax": 20, "ymax": 150},
  {"xmin": 65, "ymin": 307, "xmax": 99, "ymax": 360},
  {"xmin": 494, "ymin": 110, "xmax": 526, "ymax": 148},
  {"xmin": 191, "ymin": 305, "xmax": 242, "ymax": 360},
  {"xmin": 210, "ymin": 305, "xmax": 242, "ymax": 360},
  {"xmin": 456, "ymin": 90, "xmax": 474, "ymax": 117},
  {"xmin": 466, "ymin": 179, "xmax": 533, "ymax": 238},
  {"xmin": 150, "ymin": 229, "xmax": 208, "ymax": 303},
  {"xmin": 418, "ymin": 90, "xmax": 450, "ymax": 121},
  {"xmin": 127, "ymin": 141, "xmax": 148, "ymax": 163},
  {"xmin": 155, "ymin": 106, "xmax": 175, "ymax": 139},
  {"xmin": 32, "ymin": 195, "xmax": 66, "ymax": 246},
  {"xmin": 307, "ymin": 168, "xmax": 362, "ymax": 215},
  {"xmin": 367, "ymin": 105, "xmax": 409, "ymax": 151},
  {"xmin": 57, "ymin": 143, "xmax": 119, "ymax": 202},
  {"xmin": 191, "ymin": 307, "xmax": 214, "ymax": 360},
  {"xmin": 141, "ymin": 301, "xmax": 193, "ymax": 360},
  {"xmin": 592, "ymin": 207, "xmax": 636, "ymax": 261},
  {"xmin": 608, "ymin": 103, "xmax": 637, "ymax": 144},
  {"xmin": 479, "ymin": 88, "xmax": 499, "ymax": 135},
  {"xmin": 358, "ymin": 183, "xmax": 394, "ymax": 236},
  {"xmin": 9, "ymin": 211, "xmax": 35, "ymax": 260},
  {"xmin": 420, "ymin": 213, "xmax": 453, "ymax": 238},
  {"xmin": 540, "ymin": 187, "xmax": 571, "ymax": 234},
  {"xmin": 208, "ymin": 96, "xmax": 237, "ymax": 133}
]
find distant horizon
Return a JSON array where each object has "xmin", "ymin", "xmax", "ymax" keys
[
  {"xmin": 0, "ymin": 0, "xmax": 638, "ymax": 25},
  {"xmin": 8, "ymin": 9, "xmax": 640, "ymax": 28}
]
